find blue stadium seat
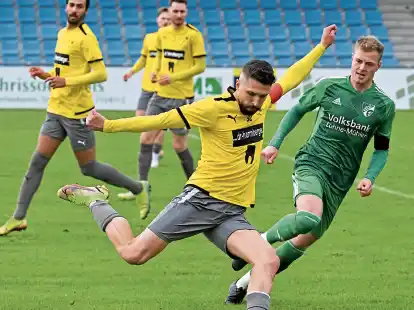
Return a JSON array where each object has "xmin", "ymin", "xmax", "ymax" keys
[
  {"xmin": 119, "ymin": 1, "xmax": 137, "ymax": 9},
  {"xmin": 203, "ymin": 10, "xmax": 221, "ymax": 25},
  {"xmin": 107, "ymin": 39, "xmax": 125, "ymax": 56},
  {"xmin": 2, "ymin": 55, "xmax": 22, "ymax": 65},
  {"xmin": 345, "ymin": 10, "xmax": 363, "ymax": 26},
  {"xmin": 224, "ymin": 10, "xmax": 242, "ymax": 25},
  {"xmin": 247, "ymin": 25, "xmax": 266, "ymax": 41},
  {"xmin": 39, "ymin": 8, "xmax": 58, "ymax": 24},
  {"xmin": 349, "ymin": 25, "xmax": 368, "ymax": 41},
  {"xmin": 308, "ymin": 26, "xmax": 323, "ymax": 42},
  {"xmin": 258, "ymin": 56, "xmax": 275, "ymax": 66},
  {"xmin": 338, "ymin": 56, "xmax": 352, "ymax": 67},
  {"xmin": 139, "ymin": 0, "xmax": 156, "ymax": 9},
  {"xmin": 360, "ymin": 0, "xmax": 377, "ymax": 10},
  {"xmin": 304, "ymin": 10, "xmax": 322, "ymax": 25},
  {"xmin": 232, "ymin": 41, "xmax": 250, "ymax": 57},
  {"xmin": 39, "ymin": 0, "xmax": 55, "ymax": 7},
  {"xmin": 44, "ymin": 53, "xmax": 55, "ymax": 64},
  {"xmin": 300, "ymin": 0, "xmax": 317, "ymax": 9},
  {"xmin": 207, "ymin": 26, "xmax": 226, "ymax": 41},
  {"xmin": 273, "ymin": 41, "xmax": 291, "ymax": 57},
  {"xmin": 219, "ymin": 0, "xmax": 237, "ymax": 10},
  {"xmin": 43, "ymin": 39, "xmax": 56, "ymax": 53},
  {"xmin": 280, "ymin": 1, "xmax": 297, "ymax": 9},
  {"xmin": 85, "ymin": 9, "xmax": 99, "ymax": 24},
  {"xmin": 335, "ymin": 41, "xmax": 352, "ymax": 57},
  {"xmin": 284, "ymin": 10, "xmax": 302, "ymax": 25},
  {"xmin": 335, "ymin": 25, "xmax": 348, "ymax": 41},
  {"xmin": 252, "ymin": 41, "xmax": 270, "ymax": 57},
  {"xmin": 41, "ymin": 24, "xmax": 59, "ymax": 40},
  {"xmin": 263, "ymin": 10, "xmax": 282, "ymax": 25},
  {"xmin": 99, "ymin": 0, "xmax": 115, "ymax": 9},
  {"xmin": 293, "ymin": 41, "xmax": 312, "ymax": 58},
  {"xmin": 210, "ymin": 41, "xmax": 229, "ymax": 57},
  {"xmin": 370, "ymin": 25, "xmax": 389, "ymax": 41},
  {"xmin": 324, "ymin": 11, "xmax": 342, "ymax": 25},
  {"xmin": 121, "ymin": 8, "xmax": 140, "ymax": 24},
  {"xmin": 21, "ymin": 23, "xmax": 39, "ymax": 39},
  {"xmin": 320, "ymin": 0, "xmax": 337, "ymax": 10},
  {"xmin": 187, "ymin": 11, "xmax": 200, "ymax": 25},
  {"xmin": 0, "ymin": 25, "xmax": 17, "ymax": 40},
  {"xmin": 234, "ymin": 56, "xmax": 251, "ymax": 66},
  {"xmin": 244, "ymin": 10, "xmax": 261, "ymax": 25},
  {"xmin": 339, "ymin": 0, "xmax": 357, "ymax": 10},
  {"xmin": 277, "ymin": 55, "xmax": 293, "ymax": 66},
  {"xmin": 288, "ymin": 25, "xmax": 307, "ymax": 41},
  {"xmin": 144, "ymin": 23, "xmax": 157, "ymax": 34},
  {"xmin": 364, "ymin": 10, "xmax": 383, "ymax": 26},
  {"xmin": 227, "ymin": 26, "xmax": 246, "ymax": 41},
  {"xmin": 381, "ymin": 56, "xmax": 400, "ymax": 67},
  {"xmin": 17, "ymin": 0, "xmax": 36, "ymax": 7},
  {"xmin": 88, "ymin": 23, "xmax": 101, "ymax": 38},
  {"xmin": 318, "ymin": 55, "xmax": 337, "ymax": 67},
  {"xmin": 23, "ymin": 40, "xmax": 41, "ymax": 56},
  {"xmin": 0, "ymin": 0, "xmax": 13, "ymax": 7},
  {"xmin": 24, "ymin": 55, "xmax": 43, "ymax": 65},
  {"xmin": 268, "ymin": 25, "xmax": 286, "ymax": 41},
  {"xmin": 382, "ymin": 41, "xmax": 395, "ymax": 57},
  {"xmin": 214, "ymin": 55, "xmax": 232, "ymax": 66},
  {"xmin": 104, "ymin": 24, "xmax": 121, "ymax": 40},
  {"xmin": 0, "ymin": 8, "xmax": 15, "ymax": 23},
  {"xmin": 125, "ymin": 25, "xmax": 144, "ymax": 40},
  {"xmin": 18, "ymin": 7, "xmax": 36, "ymax": 23},
  {"xmin": 101, "ymin": 9, "xmax": 119, "ymax": 24},
  {"xmin": 206, "ymin": 56, "xmax": 213, "ymax": 66},
  {"xmin": 109, "ymin": 55, "xmax": 127, "ymax": 66},
  {"xmin": 127, "ymin": 40, "xmax": 143, "ymax": 56},
  {"xmin": 260, "ymin": 0, "xmax": 277, "ymax": 9},
  {"xmin": 199, "ymin": 1, "xmax": 218, "ymax": 10},
  {"xmin": 1, "ymin": 39, "xmax": 18, "ymax": 55},
  {"xmin": 239, "ymin": 0, "xmax": 258, "ymax": 10}
]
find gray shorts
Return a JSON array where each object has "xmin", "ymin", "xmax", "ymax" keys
[
  {"xmin": 146, "ymin": 94, "xmax": 194, "ymax": 136},
  {"xmin": 40, "ymin": 112, "xmax": 95, "ymax": 152},
  {"xmin": 148, "ymin": 185, "xmax": 256, "ymax": 258},
  {"xmin": 137, "ymin": 90, "xmax": 155, "ymax": 111}
]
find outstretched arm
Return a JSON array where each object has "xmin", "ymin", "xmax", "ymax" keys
[{"xmin": 269, "ymin": 24, "xmax": 337, "ymax": 103}]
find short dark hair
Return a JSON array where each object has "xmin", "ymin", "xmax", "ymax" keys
[
  {"xmin": 66, "ymin": 0, "xmax": 90, "ymax": 10},
  {"xmin": 157, "ymin": 7, "xmax": 169, "ymax": 16},
  {"xmin": 242, "ymin": 60, "xmax": 275, "ymax": 86},
  {"xmin": 169, "ymin": 0, "xmax": 187, "ymax": 6}
]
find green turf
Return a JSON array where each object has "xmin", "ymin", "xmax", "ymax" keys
[{"xmin": 1, "ymin": 110, "xmax": 413, "ymax": 310}]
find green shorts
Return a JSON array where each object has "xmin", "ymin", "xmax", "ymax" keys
[{"xmin": 292, "ymin": 165, "xmax": 345, "ymax": 239}]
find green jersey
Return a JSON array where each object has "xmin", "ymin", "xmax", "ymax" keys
[{"xmin": 292, "ymin": 76, "xmax": 395, "ymax": 193}]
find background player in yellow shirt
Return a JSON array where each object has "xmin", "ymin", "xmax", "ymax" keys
[
  {"xmin": 123, "ymin": 0, "xmax": 206, "ymax": 205},
  {"xmin": 0, "ymin": 0, "xmax": 148, "ymax": 236},
  {"xmin": 56, "ymin": 26, "xmax": 336, "ymax": 310},
  {"xmin": 122, "ymin": 7, "xmax": 170, "ymax": 175}
]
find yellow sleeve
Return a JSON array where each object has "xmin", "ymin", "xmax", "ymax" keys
[
  {"xmin": 152, "ymin": 32, "xmax": 162, "ymax": 73},
  {"xmin": 66, "ymin": 60, "xmax": 107, "ymax": 86},
  {"xmin": 170, "ymin": 57, "xmax": 206, "ymax": 82},
  {"xmin": 131, "ymin": 56, "xmax": 146, "ymax": 74},
  {"xmin": 191, "ymin": 31, "xmax": 207, "ymax": 58},
  {"xmin": 277, "ymin": 44, "xmax": 326, "ymax": 96},
  {"xmin": 103, "ymin": 98, "xmax": 218, "ymax": 133}
]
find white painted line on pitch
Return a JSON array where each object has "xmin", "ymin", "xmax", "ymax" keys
[{"xmin": 189, "ymin": 134, "xmax": 414, "ymax": 200}]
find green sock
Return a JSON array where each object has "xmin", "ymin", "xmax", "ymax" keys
[
  {"xmin": 276, "ymin": 241, "xmax": 305, "ymax": 274},
  {"xmin": 263, "ymin": 211, "xmax": 321, "ymax": 244}
]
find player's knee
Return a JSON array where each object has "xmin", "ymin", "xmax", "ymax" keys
[
  {"xmin": 252, "ymin": 248, "xmax": 280, "ymax": 278},
  {"xmin": 140, "ymin": 132, "xmax": 156, "ymax": 144},
  {"xmin": 27, "ymin": 152, "xmax": 50, "ymax": 174},
  {"xmin": 295, "ymin": 211, "xmax": 321, "ymax": 235},
  {"xmin": 80, "ymin": 160, "xmax": 97, "ymax": 177},
  {"xmin": 172, "ymin": 136, "xmax": 187, "ymax": 151}
]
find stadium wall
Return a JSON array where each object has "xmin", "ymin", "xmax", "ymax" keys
[{"xmin": 0, "ymin": 66, "xmax": 413, "ymax": 111}]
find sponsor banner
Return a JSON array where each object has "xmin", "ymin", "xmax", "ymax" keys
[{"xmin": 0, "ymin": 67, "xmax": 413, "ymax": 110}]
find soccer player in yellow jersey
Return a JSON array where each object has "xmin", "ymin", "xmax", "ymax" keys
[
  {"xmin": 0, "ymin": 0, "xmax": 148, "ymax": 236},
  {"xmin": 131, "ymin": 0, "xmax": 206, "ymax": 197},
  {"xmin": 57, "ymin": 26, "xmax": 337, "ymax": 310},
  {"xmin": 121, "ymin": 7, "xmax": 170, "ymax": 175}
]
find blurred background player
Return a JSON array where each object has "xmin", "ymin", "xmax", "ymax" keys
[
  {"xmin": 0, "ymin": 0, "xmax": 148, "ymax": 236},
  {"xmin": 118, "ymin": 0, "xmax": 207, "ymax": 206},
  {"xmin": 122, "ymin": 7, "xmax": 171, "ymax": 174},
  {"xmin": 225, "ymin": 36, "xmax": 396, "ymax": 304}
]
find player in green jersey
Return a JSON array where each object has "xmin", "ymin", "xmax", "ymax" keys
[{"xmin": 225, "ymin": 35, "xmax": 396, "ymax": 304}]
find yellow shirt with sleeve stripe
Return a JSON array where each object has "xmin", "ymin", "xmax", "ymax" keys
[
  {"xmin": 47, "ymin": 23, "xmax": 106, "ymax": 119},
  {"xmin": 154, "ymin": 24, "xmax": 206, "ymax": 99},
  {"xmin": 103, "ymin": 44, "xmax": 327, "ymax": 208},
  {"xmin": 131, "ymin": 32, "xmax": 158, "ymax": 93}
]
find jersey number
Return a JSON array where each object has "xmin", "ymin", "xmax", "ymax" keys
[{"xmin": 245, "ymin": 145, "xmax": 256, "ymax": 164}]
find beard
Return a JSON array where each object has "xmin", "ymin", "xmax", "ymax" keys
[
  {"xmin": 67, "ymin": 13, "xmax": 85, "ymax": 25},
  {"xmin": 239, "ymin": 103, "xmax": 260, "ymax": 116}
]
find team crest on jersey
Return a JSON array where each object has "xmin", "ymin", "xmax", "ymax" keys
[
  {"xmin": 362, "ymin": 102, "xmax": 375, "ymax": 117},
  {"xmin": 54, "ymin": 52, "xmax": 70, "ymax": 66}
]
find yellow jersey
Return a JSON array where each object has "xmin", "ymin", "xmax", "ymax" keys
[
  {"xmin": 154, "ymin": 24, "xmax": 206, "ymax": 99},
  {"xmin": 105, "ymin": 87, "xmax": 272, "ymax": 208},
  {"xmin": 136, "ymin": 32, "xmax": 158, "ymax": 92},
  {"xmin": 48, "ymin": 23, "xmax": 104, "ymax": 119}
]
